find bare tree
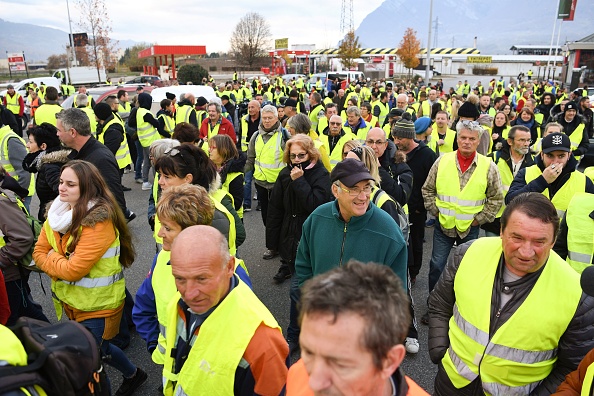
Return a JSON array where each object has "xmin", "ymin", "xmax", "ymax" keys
[
  {"xmin": 47, "ymin": 54, "xmax": 68, "ymax": 70},
  {"xmin": 76, "ymin": 0, "xmax": 118, "ymax": 80},
  {"xmin": 230, "ymin": 12, "xmax": 272, "ymax": 68}
]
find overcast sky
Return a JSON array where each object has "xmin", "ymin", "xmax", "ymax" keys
[{"xmin": 1, "ymin": 0, "xmax": 385, "ymax": 53}]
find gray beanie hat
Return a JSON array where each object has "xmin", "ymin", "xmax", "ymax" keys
[{"xmin": 391, "ymin": 119, "xmax": 416, "ymax": 139}]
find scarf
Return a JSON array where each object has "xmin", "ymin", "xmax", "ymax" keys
[
  {"xmin": 515, "ymin": 117, "xmax": 534, "ymax": 129},
  {"xmin": 259, "ymin": 120, "xmax": 281, "ymax": 134},
  {"xmin": 47, "ymin": 199, "xmax": 97, "ymax": 234}
]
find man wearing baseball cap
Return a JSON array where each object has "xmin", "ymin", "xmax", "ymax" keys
[
  {"xmin": 555, "ymin": 101, "xmax": 589, "ymax": 162},
  {"xmin": 507, "ymin": 132, "xmax": 594, "ymax": 218}
]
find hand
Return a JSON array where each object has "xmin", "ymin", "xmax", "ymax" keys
[
  {"xmin": 290, "ymin": 165, "xmax": 304, "ymax": 180},
  {"xmin": 471, "ymin": 219, "xmax": 479, "ymax": 227},
  {"xmin": 542, "ymin": 163, "xmax": 562, "ymax": 184},
  {"xmin": 438, "ymin": 139, "xmax": 445, "ymax": 146},
  {"xmin": 492, "ymin": 133, "xmax": 499, "ymax": 140}
]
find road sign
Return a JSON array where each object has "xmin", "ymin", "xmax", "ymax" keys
[
  {"xmin": 7, "ymin": 52, "xmax": 24, "ymax": 63},
  {"xmin": 467, "ymin": 56, "xmax": 492, "ymax": 64},
  {"xmin": 275, "ymin": 38, "xmax": 288, "ymax": 50}
]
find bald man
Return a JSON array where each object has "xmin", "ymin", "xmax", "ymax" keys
[{"xmin": 163, "ymin": 226, "xmax": 288, "ymax": 394}]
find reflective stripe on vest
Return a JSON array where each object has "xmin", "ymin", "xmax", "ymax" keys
[
  {"xmin": 211, "ymin": 190, "xmax": 237, "ymax": 256},
  {"xmin": 435, "ymin": 152, "xmax": 489, "ymax": 230},
  {"xmin": 162, "ymin": 279, "xmax": 281, "ymax": 396},
  {"xmin": 253, "ymin": 131, "xmax": 283, "ymax": 183},
  {"xmin": 0, "ymin": 126, "xmax": 35, "ymax": 195},
  {"xmin": 5, "ymin": 93, "xmax": 21, "ymax": 114},
  {"xmin": 100, "ymin": 116, "xmax": 132, "ymax": 168},
  {"xmin": 441, "ymin": 237, "xmax": 581, "ymax": 395},
  {"xmin": 137, "ymin": 108, "xmax": 158, "ymax": 147},
  {"xmin": 567, "ymin": 123, "xmax": 585, "ymax": 161},
  {"xmin": 319, "ymin": 132, "xmax": 355, "ymax": 169},
  {"xmin": 525, "ymin": 165, "xmax": 587, "ymax": 218},
  {"xmin": 44, "ymin": 221, "xmax": 125, "ymax": 319},
  {"xmin": 159, "ymin": 113, "xmax": 176, "ymax": 134},
  {"xmin": 566, "ymin": 192, "xmax": 594, "ymax": 273},
  {"xmin": 151, "ymin": 249, "xmax": 175, "ymax": 365},
  {"xmin": 493, "ymin": 155, "xmax": 516, "ymax": 218}
]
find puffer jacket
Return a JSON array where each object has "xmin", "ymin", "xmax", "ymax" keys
[
  {"xmin": 22, "ymin": 147, "xmax": 71, "ymax": 220},
  {"xmin": 266, "ymin": 160, "xmax": 331, "ymax": 267},
  {"xmin": 378, "ymin": 140, "xmax": 414, "ymax": 207},
  {"xmin": 428, "ymin": 240, "xmax": 594, "ymax": 396}
]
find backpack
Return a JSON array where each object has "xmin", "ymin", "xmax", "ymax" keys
[
  {"xmin": 0, "ymin": 188, "xmax": 43, "ymax": 272},
  {"xmin": 372, "ymin": 189, "xmax": 410, "ymax": 242},
  {"xmin": 0, "ymin": 317, "xmax": 108, "ymax": 396}
]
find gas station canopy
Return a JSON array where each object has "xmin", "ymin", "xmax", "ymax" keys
[{"xmin": 138, "ymin": 45, "xmax": 207, "ymax": 80}]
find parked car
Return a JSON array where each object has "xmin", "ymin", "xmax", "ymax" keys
[{"xmin": 123, "ymin": 75, "xmax": 164, "ymax": 87}]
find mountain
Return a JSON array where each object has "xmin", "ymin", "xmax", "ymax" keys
[
  {"xmin": 355, "ymin": 0, "xmax": 593, "ymax": 54},
  {"xmin": 0, "ymin": 19, "xmax": 137, "ymax": 62}
]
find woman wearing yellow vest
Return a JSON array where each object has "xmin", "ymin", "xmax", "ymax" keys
[
  {"xmin": 132, "ymin": 184, "xmax": 251, "ymax": 366},
  {"xmin": 208, "ymin": 134, "xmax": 246, "ymax": 219},
  {"xmin": 154, "ymin": 143, "xmax": 246, "ymax": 254},
  {"xmin": 286, "ymin": 113, "xmax": 332, "ymax": 171},
  {"xmin": 490, "ymin": 111, "xmax": 511, "ymax": 152},
  {"xmin": 32, "ymin": 160, "xmax": 148, "ymax": 395}
]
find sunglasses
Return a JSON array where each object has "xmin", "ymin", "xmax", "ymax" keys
[{"xmin": 290, "ymin": 153, "xmax": 307, "ymax": 160}]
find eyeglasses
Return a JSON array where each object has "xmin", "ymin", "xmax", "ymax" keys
[
  {"xmin": 365, "ymin": 139, "xmax": 386, "ymax": 146},
  {"xmin": 330, "ymin": 122, "xmax": 342, "ymax": 126},
  {"xmin": 290, "ymin": 153, "xmax": 307, "ymax": 160},
  {"xmin": 515, "ymin": 138, "xmax": 533, "ymax": 144},
  {"xmin": 337, "ymin": 183, "xmax": 372, "ymax": 197}
]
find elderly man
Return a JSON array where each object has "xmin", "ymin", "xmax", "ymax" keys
[
  {"xmin": 283, "ymin": 98, "xmax": 298, "ymax": 121},
  {"xmin": 319, "ymin": 114, "xmax": 355, "ymax": 169},
  {"xmin": 162, "ymin": 226, "xmax": 288, "ymax": 395},
  {"xmin": 287, "ymin": 261, "xmax": 428, "ymax": 395},
  {"xmin": 429, "ymin": 193, "xmax": 594, "ymax": 396},
  {"xmin": 366, "ymin": 127, "xmax": 413, "ymax": 207},
  {"xmin": 315, "ymin": 103, "xmax": 338, "ymax": 135},
  {"xmin": 482, "ymin": 125, "xmax": 534, "ymax": 237},
  {"xmin": 240, "ymin": 100, "xmax": 261, "ymax": 211},
  {"xmin": 245, "ymin": 105, "xmax": 290, "ymax": 258},
  {"xmin": 421, "ymin": 120, "xmax": 503, "ymax": 308},
  {"xmin": 175, "ymin": 93, "xmax": 198, "ymax": 127},
  {"xmin": 74, "ymin": 93, "xmax": 97, "ymax": 136},
  {"xmin": 72, "ymin": 86, "xmax": 95, "ymax": 108},
  {"xmin": 343, "ymin": 105, "xmax": 370, "ymax": 142},
  {"xmin": 199, "ymin": 101, "xmax": 236, "ymax": 143},
  {"xmin": 506, "ymin": 132, "xmax": 594, "ymax": 217}
]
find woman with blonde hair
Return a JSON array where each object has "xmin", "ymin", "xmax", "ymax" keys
[
  {"xmin": 33, "ymin": 160, "xmax": 147, "ymax": 394},
  {"xmin": 287, "ymin": 113, "xmax": 331, "ymax": 171},
  {"xmin": 266, "ymin": 134, "xmax": 332, "ymax": 351}
]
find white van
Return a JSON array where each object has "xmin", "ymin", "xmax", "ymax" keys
[
  {"xmin": 326, "ymin": 71, "xmax": 365, "ymax": 84},
  {"xmin": 0, "ymin": 77, "xmax": 61, "ymax": 99}
]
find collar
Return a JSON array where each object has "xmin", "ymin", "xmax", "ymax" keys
[{"xmin": 330, "ymin": 199, "xmax": 374, "ymax": 229}]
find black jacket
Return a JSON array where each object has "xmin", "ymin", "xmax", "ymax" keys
[
  {"xmin": 429, "ymin": 240, "xmax": 594, "ymax": 396},
  {"xmin": 96, "ymin": 114, "xmax": 124, "ymax": 156},
  {"xmin": 506, "ymin": 154, "xmax": 594, "ymax": 205},
  {"xmin": 404, "ymin": 140, "xmax": 437, "ymax": 213},
  {"xmin": 219, "ymin": 152, "xmax": 247, "ymax": 212},
  {"xmin": 68, "ymin": 137, "xmax": 126, "ymax": 214},
  {"xmin": 22, "ymin": 147, "xmax": 71, "ymax": 221},
  {"xmin": 266, "ymin": 160, "xmax": 331, "ymax": 267},
  {"xmin": 379, "ymin": 140, "xmax": 413, "ymax": 207}
]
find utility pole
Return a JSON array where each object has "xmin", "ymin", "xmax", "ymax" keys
[
  {"xmin": 66, "ymin": 0, "xmax": 77, "ymax": 67},
  {"xmin": 425, "ymin": 0, "xmax": 433, "ymax": 83}
]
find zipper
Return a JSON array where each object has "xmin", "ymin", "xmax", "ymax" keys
[{"xmin": 338, "ymin": 222, "xmax": 348, "ymax": 267}]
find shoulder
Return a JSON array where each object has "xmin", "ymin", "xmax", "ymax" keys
[
  {"xmin": 40, "ymin": 149, "xmax": 72, "ymax": 165},
  {"xmin": 81, "ymin": 203, "xmax": 111, "ymax": 227}
]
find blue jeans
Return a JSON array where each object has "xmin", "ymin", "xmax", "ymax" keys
[
  {"xmin": 428, "ymin": 223, "xmax": 480, "ymax": 292},
  {"xmin": 23, "ymin": 196, "xmax": 32, "ymax": 214},
  {"xmin": 5, "ymin": 279, "xmax": 49, "ymax": 326},
  {"xmin": 134, "ymin": 139, "xmax": 143, "ymax": 180},
  {"xmin": 243, "ymin": 170, "xmax": 253, "ymax": 207},
  {"xmin": 82, "ymin": 317, "xmax": 137, "ymax": 379},
  {"xmin": 287, "ymin": 274, "xmax": 300, "ymax": 342}
]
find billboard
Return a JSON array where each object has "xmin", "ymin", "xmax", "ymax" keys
[
  {"xmin": 7, "ymin": 52, "xmax": 26, "ymax": 72},
  {"xmin": 275, "ymin": 38, "xmax": 288, "ymax": 50},
  {"xmin": 467, "ymin": 56, "xmax": 493, "ymax": 64}
]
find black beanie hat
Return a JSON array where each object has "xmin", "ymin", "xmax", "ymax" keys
[{"xmin": 94, "ymin": 103, "xmax": 113, "ymax": 121}]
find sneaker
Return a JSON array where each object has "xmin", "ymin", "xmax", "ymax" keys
[
  {"xmin": 126, "ymin": 211, "xmax": 137, "ymax": 223},
  {"xmin": 116, "ymin": 367, "xmax": 148, "ymax": 396},
  {"xmin": 141, "ymin": 182, "xmax": 151, "ymax": 191},
  {"xmin": 263, "ymin": 249, "xmax": 279, "ymax": 260},
  {"xmin": 405, "ymin": 337, "xmax": 420, "ymax": 354},
  {"xmin": 425, "ymin": 218, "xmax": 435, "ymax": 227},
  {"xmin": 421, "ymin": 311, "xmax": 429, "ymax": 325},
  {"xmin": 123, "ymin": 168, "xmax": 131, "ymax": 174},
  {"xmin": 273, "ymin": 266, "xmax": 292, "ymax": 283},
  {"xmin": 135, "ymin": 178, "xmax": 143, "ymax": 184},
  {"xmin": 243, "ymin": 205, "xmax": 252, "ymax": 212}
]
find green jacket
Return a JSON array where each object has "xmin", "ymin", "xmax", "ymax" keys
[{"xmin": 295, "ymin": 200, "xmax": 408, "ymax": 289}]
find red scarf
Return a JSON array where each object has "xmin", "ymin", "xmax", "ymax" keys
[{"xmin": 457, "ymin": 150, "xmax": 476, "ymax": 173}]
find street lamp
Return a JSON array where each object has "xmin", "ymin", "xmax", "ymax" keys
[
  {"xmin": 425, "ymin": 0, "xmax": 433, "ymax": 84},
  {"xmin": 66, "ymin": 0, "xmax": 77, "ymax": 66}
]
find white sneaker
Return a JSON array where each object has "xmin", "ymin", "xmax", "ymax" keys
[
  {"xmin": 405, "ymin": 337, "xmax": 419, "ymax": 354},
  {"xmin": 141, "ymin": 182, "xmax": 151, "ymax": 190}
]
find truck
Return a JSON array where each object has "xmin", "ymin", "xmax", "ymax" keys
[
  {"xmin": 52, "ymin": 67, "xmax": 107, "ymax": 86},
  {"xmin": 0, "ymin": 77, "xmax": 61, "ymax": 99}
]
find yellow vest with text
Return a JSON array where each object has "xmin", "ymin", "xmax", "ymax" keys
[
  {"xmin": 524, "ymin": 165, "xmax": 587, "ymax": 218},
  {"xmin": 162, "ymin": 279, "xmax": 281, "ymax": 396},
  {"xmin": 435, "ymin": 152, "xmax": 490, "ymax": 231},
  {"xmin": 0, "ymin": 125, "xmax": 35, "ymax": 196},
  {"xmin": 442, "ymin": 237, "xmax": 581, "ymax": 396},
  {"xmin": 565, "ymin": 193, "xmax": 594, "ymax": 273},
  {"xmin": 254, "ymin": 131, "xmax": 284, "ymax": 184},
  {"xmin": 5, "ymin": 93, "xmax": 21, "ymax": 115},
  {"xmin": 43, "ymin": 221, "xmax": 125, "ymax": 320},
  {"xmin": 137, "ymin": 108, "xmax": 159, "ymax": 148},
  {"xmin": 319, "ymin": 131, "xmax": 355, "ymax": 169},
  {"xmin": 99, "ymin": 116, "xmax": 132, "ymax": 169}
]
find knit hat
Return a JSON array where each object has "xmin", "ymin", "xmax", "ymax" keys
[
  {"xmin": 93, "ymin": 103, "xmax": 113, "ymax": 121},
  {"xmin": 284, "ymin": 98, "xmax": 298, "ymax": 108},
  {"xmin": 165, "ymin": 92, "xmax": 176, "ymax": 100},
  {"xmin": 414, "ymin": 117, "xmax": 432, "ymax": 135},
  {"xmin": 564, "ymin": 102, "xmax": 578, "ymax": 112},
  {"xmin": 457, "ymin": 101, "xmax": 480, "ymax": 120},
  {"xmin": 391, "ymin": 119, "xmax": 416, "ymax": 139},
  {"xmin": 196, "ymin": 96, "xmax": 208, "ymax": 106},
  {"xmin": 330, "ymin": 158, "xmax": 374, "ymax": 187},
  {"xmin": 541, "ymin": 132, "xmax": 571, "ymax": 154}
]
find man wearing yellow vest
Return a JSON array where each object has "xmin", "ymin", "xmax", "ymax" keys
[
  {"xmin": 162, "ymin": 225, "xmax": 288, "ymax": 395},
  {"xmin": 287, "ymin": 261, "xmax": 428, "ymax": 395},
  {"xmin": 175, "ymin": 93, "xmax": 198, "ymax": 128},
  {"xmin": 482, "ymin": 125, "xmax": 534, "ymax": 237},
  {"xmin": 2, "ymin": 85, "xmax": 24, "ymax": 137},
  {"xmin": 72, "ymin": 86, "xmax": 95, "ymax": 108},
  {"xmin": 344, "ymin": 106, "xmax": 371, "ymax": 143},
  {"xmin": 74, "ymin": 93, "xmax": 97, "ymax": 136},
  {"xmin": 506, "ymin": 132, "xmax": 594, "ymax": 218},
  {"xmin": 319, "ymin": 114, "xmax": 355, "ymax": 170},
  {"xmin": 308, "ymin": 92, "xmax": 324, "ymax": 132},
  {"xmin": 429, "ymin": 192, "xmax": 594, "ymax": 395},
  {"xmin": 33, "ymin": 87, "xmax": 62, "ymax": 127},
  {"xmin": 245, "ymin": 105, "xmax": 289, "ymax": 259},
  {"xmin": 555, "ymin": 102, "xmax": 589, "ymax": 161},
  {"xmin": 421, "ymin": 120, "xmax": 503, "ymax": 306}
]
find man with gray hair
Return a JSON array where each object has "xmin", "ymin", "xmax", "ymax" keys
[
  {"xmin": 175, "ymin": 93, "xmax": 198, "ymax": 127},
  {"xmin": 245, "ymin": 104, "xmax": 290, "ymax": 259},
  {"xmin": 198, "ymin": 101, "xmax": 236, "ymax": 143},
  {"xmin": 344, "ymin": 105, "xmax": 371, "ymax": 142},
  {"xmin": 421, "ymin": 119, "xmax": 503, "ymax": 322},
  {"xmin": 74, "ymin": 93, "xmax": 97, "ymax": 136}
]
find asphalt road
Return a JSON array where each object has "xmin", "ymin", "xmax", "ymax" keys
[{"xmin": 28, "ymin": 171, "xmax": 439, "ymax": 394}]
